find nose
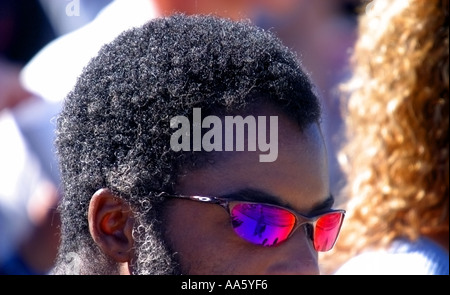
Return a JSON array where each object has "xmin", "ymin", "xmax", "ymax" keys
[{"xmin": 265, "ymin": 225, "xmax": 320, "ymax": 275}]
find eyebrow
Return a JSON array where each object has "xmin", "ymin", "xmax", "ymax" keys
[{"xmin": 219, "ymin": 188, "xmax": 335, "ymax": 215}]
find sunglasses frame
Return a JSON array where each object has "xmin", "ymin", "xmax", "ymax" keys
[{"xmin": 159, "ymin": 193, "xmax": 345, "ymax": 251}]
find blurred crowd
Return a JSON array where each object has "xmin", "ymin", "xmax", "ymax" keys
[
  {"xmin": 1, "ymin": 0, "xmax": 113, "ymax": 274},
  {"xmin": 1, "ymin": 0, "xmax": 447, "ymax": 275}
]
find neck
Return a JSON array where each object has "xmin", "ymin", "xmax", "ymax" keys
[{"xmin": 119, "ymin": 262, "xmax": 132, "ymax": 275}]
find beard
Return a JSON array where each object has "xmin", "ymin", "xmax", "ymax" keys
[{"xmin": 129, "ymin": 210, "xmax": 182, "ymax": 275}]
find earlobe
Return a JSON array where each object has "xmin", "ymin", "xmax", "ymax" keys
[{"xmin": 88, "ymin": 188, "xmax": 134, "ymax": 263}]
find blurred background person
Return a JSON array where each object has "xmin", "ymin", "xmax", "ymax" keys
[
  {"xmin": 252, "ymin": 0, "xmax": 364, "ymax": 198},
  {"xmin": 1, "ymin": 0, "xmax": 111, "ymax": 275},
  {"xmin": 321, "ymin": 0, "xmax": 449, "ymax": 275},
  {"xmin": 1, "ymin": 0, "xmax": 57, "ymax": 275},
  {"xmin": 0, "ymin": 0, "xmax": 55, "ymax": 111}
]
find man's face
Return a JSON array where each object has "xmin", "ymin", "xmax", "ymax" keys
[{"xmin": 161, "ymin": 107, "xmax": 331, "ymax": 275}]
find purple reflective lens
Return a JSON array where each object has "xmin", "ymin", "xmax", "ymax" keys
[{"xmin": 230, "ymin": 203, "xmax": 296, "ymax": 247}]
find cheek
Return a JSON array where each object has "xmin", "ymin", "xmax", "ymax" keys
[
  {"xmin": 163, "ymin": 201, "xmax": 272, "ymax": 274},
  {"xmin": 163, "ymin": 201, "xmax": 235, "ymax": 273}
]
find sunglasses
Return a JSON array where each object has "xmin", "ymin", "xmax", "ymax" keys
[{"xmin": 161, "ymin": 193, "xmax": 345, "ymax": 252}]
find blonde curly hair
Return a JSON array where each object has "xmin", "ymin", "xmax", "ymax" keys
[{"xmin": 321, "ymin": 0, "xmax": 449, "ymax": 274}]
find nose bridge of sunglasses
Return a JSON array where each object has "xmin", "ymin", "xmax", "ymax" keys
[{"xmin": 282, "ymin": 210, "xmax": 345, "ymax": 252}]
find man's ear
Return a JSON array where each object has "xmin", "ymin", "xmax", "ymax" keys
[{"xmin": 88, "ymin": 188, "xmax": 134, "ymax": 263}]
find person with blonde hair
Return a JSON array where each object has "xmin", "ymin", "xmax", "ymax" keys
[{"xmin": 321, "ymin": 0, "xmax": 449, "ymax": 275}]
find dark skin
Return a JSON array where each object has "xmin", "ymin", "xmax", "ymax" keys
[{"xmin": 88, "ymin": 107, "xmax": 331, "ymax": 275}]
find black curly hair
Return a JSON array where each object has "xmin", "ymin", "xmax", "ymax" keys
[{"xmin": 53, "ymin": 14, "xmax": 321, "ymax": 274}]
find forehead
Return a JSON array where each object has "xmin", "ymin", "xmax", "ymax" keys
[{"xmin": 176, "ymin": 108, "xmax": 329, "ymax": 213}]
